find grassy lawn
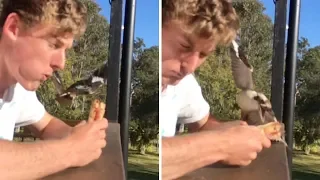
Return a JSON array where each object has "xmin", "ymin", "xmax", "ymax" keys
[
  {"xmin": 293, "ymin": 150, "xmax": 320, "ymax": 180},
  {"xmin": 128, "ymin": 148, "xmax": 159, "ymax": 180}
]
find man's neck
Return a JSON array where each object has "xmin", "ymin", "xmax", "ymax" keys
[
  {"xmin": 0, "ymin": 46, "xmax": 16, "ymax": 97},
  {"xmin": 161, "ymin": 82, "xmax": 168, "ymax": 92}
]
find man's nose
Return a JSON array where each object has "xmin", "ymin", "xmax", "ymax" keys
[
  {"xmin": 51, "ymin": 51, "xmax": 66, "ymax": 70},
  {"xmin": 181, "ymin": 53, "xmax": 199, "ymax": 75}
]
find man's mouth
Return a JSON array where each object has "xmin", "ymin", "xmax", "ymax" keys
[{"xmin": 41, "ymin": 74, "xmax": 51, "ymax": 81}]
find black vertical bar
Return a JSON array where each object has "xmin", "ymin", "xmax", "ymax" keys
[
  {"xmin": 119, "ymin": 0, "xmax": 137, "ymax": 178},
  {"xmin": 106, "ymin": 0, "xmax": 123, "ymax": 122},
  {"xmin": 271, "ymin": 0, "xmax": 287, "ymax": 122},
  {"xmin": 283, "ymin": 0, "xmax": 301, "ymax": 178}
]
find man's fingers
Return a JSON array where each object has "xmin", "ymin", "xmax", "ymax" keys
[
  {"xmin": 259, "ymin": 131, "xmax": 272, "ymax": 148},
  {"xmin": 93, "ymin": 118, "xmax": 109, "ymax": 130},
  {"xmin": 240, "ymin": 160, "xmax": 252, "ymax": 166},
  {"xmin": 98, "ymin": 130, "xmax": 106, "ymax": 139},
  {"xmin": 249, "ymin": 152, "xmax": 257, "ymax": 160},
  {"xmin": 262, "ymin": 137, "xmax": 271, "ymax": 148},
  {"xmin": 239, "ymin": 121, "xmax": 248, "ymax": 126}
]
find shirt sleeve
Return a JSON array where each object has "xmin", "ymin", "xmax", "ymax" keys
[
  {"xmin": 16, "ymin": 91, "xmax": 46, "ymax": 127},
  {"xmin": 177, "ymin": 74, "xmax": 210, "ymax": 124}
]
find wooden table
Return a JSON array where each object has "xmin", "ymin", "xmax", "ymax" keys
[
  {"xmin": 179, "ymin": 143, "xmax": 290, "ymax": 180},
  {"xmin": 41, "ymin": 123, "xmax": 125, "ymax": 180}
]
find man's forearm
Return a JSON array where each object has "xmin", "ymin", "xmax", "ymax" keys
[
  {"xmin": 198, "ymin": 114, "xmax": 221, "ymax": 131},
  {"xmin": 188, "ymin": 114, "xmax": 221, "ymax": 133},
  {"xmin": 28, "ymin": 117, "xmax": 73, "ymax": 140},
  {"xmin": 0, "ymin": 139, "xmax": 73, "ymax": 180},
  {"xmin": 162, "ymin": 131, "xmax": 226, "ymax": 180},
  {"xmin": 41, "ymin": 117, "xmax": 72, "ymax": 139}
]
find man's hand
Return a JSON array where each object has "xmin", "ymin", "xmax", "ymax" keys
[
  {"xmin": 64, "ymin": 118, "xmax": 108, "ymax": 167},
  {"xmin": 216, "ymin": 124, "xmax": 271, "ymax": 166}
]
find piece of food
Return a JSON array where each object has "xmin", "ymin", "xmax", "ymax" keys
[
  {"xmin": 88, "ymin": 99, "xmax": 106, "ymax": 121},
  {"xmin": 258, "ymin": 122, "xmax": 287, "ymax": 146}
]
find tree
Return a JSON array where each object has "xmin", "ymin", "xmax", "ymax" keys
[
  {"xmin": 295, "ymin": 39, "xmax": 320, "ymax": 154},
  {"xmin": 130, "ymin": 41, "xmax": 159, "ymax": 154}
]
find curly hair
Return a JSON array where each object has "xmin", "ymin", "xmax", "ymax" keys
[
  {"xmin": 162, "ymin": 0, "xmax": 240, "ymax": 46},
  {"xmin": 0, "ymin": 0, "xmax": 87, "ymax": 38}
]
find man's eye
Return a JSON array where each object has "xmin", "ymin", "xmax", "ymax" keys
[{"xmin": 180, "ymin": 43, "xmax": 191, "ymax": 49}]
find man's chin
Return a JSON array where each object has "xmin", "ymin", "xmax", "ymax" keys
[
  {"xmin": 170, "ymin": 80, "xmax": 181, "ymax": 86},
  {"xmin": 162, "ymin": 77, "xmax": 183, "ymax": 87},
  {"xmin": 167, "ymin": 78, "xmax": 182, "ymax": 86},
  {"xmin": 19, "ymin": 81, "xmax": 41, "ymax": 91}
]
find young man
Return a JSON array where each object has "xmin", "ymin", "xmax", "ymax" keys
[
  {"xmin": 161, "ymin": 0, "xmax": 272, "ymax": 179},
  {"xmin": 0, "ymin": 0, "xmax": 108, "ymax": 179}
]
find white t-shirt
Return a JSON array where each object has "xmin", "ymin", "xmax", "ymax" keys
[
  {"xmin": 160, "ymin": 74, "xmax": 210, "ymax": 137},
  {"xmin": 0, "ymin": 83, "xmax": 46, "ymax": 141}
]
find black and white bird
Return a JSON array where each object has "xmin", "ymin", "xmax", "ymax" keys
[
  {"xmin": 51, "ymin": 62, "xmax": 108, "ymax": 108},
  {"xmin": 230, "ymin": 40, "xmax": 277, "ymax": 126}
]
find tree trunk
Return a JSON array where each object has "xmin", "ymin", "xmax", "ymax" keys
[
  {"xmin": 82, "ymin": 96, "xmax": 86, "ymax": 113},
  {"xmin": 139, "ymin": 144, "xmax": 146, "ymax": 155},
  {"xmin": 302, "ymin": 141, "xmax": 311, "ymax": 155},
  {"xmin": 304, "ymin": 145, "xmax": 311, "ymax": 155}
]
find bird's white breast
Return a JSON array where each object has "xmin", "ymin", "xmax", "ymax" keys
[{"xmin": 236, "ymin": 90, "xmax": 260, "ymax": 112}]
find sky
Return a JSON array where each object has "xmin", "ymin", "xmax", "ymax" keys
[
  {"xmin": 96, "ymin": 0, "xmax": 159, "ymax": 48},
  {"xmin": 94, "ymin": 0, "xmax": 319, "ymax": 48},
  {"xmin": 260, "ymin": 0, "xmax": 319, "ymax": 47}
]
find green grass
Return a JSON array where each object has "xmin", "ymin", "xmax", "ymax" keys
[
  {"xmin": 128, "ymin": 148, "xmax": 159, "ymax": 180},
  {"xmin": 293, "ymin": 150, "xmax": 320, "ymax": 180}
]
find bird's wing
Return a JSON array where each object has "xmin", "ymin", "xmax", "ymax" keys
[
  {"xmin": 230, "ymin": 40, "xmax": 254, "ymax": 90},
  {"xmin": 90, "ymin": 76, "xmax": 105, "ymax": 91},
  {"xmin": 242, "ymin": 110, "xmax": 264, "ymax": 126},
  {"xmin": 64, "ymin": 76, "xmax": 104, "ymax": 96},
  {"xmin": 92, "ymin": 61, "xmax": 108, "ymax": 84},
  {"xmin": 51, "ymin": 71, "xmax": 64, "ymax": 95},
  {"xmin": 64, "ymin": 78, "xmax": 92, "ymax": 95},
  {"xmin": 63, "ymin": 62, "xmax": 108, "ymax": 96}
]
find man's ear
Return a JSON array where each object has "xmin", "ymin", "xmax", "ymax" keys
[{"xmin": 2, "ymin": 13, "xmax": 21, "ymax": 41}]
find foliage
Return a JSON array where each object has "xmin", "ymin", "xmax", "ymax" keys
[
  {"xmin": 130, "ymin": 41, "xmax": 159, "ymax": 154},
  {"xmin": 295, "ymin": 40, "xmax": 320, "ymax": 153}
]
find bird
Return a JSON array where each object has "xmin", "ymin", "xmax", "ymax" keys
[
  {"xmin": 51, "ymin": 62, "xmax": 108, "ymax": 108},
  {"xmin": 229, "ymin": 39, "xmax": 277, "ymax": 126},
  {"xmin": 51, "ymin": 71, "xmax": 75, "ymax": 107},
  {"xmin": 230, "ymin": 39, "xmax": 288, "ymax": 146}
]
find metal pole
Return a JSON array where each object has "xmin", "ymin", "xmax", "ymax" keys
[
  {"xmin": 283, "ymin": 0, "xmax": 301, "ymax": 178},
  {"xmin": 119, "ymin": 0, "xmax": 137, "ymax": 178},
  {"xmin": 271, "ymin": 0, "xmax": 287, "ymax": 122},
  {"xmin": 106, "ymin": 0, "xmax": 123, "ymax": 122}
]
